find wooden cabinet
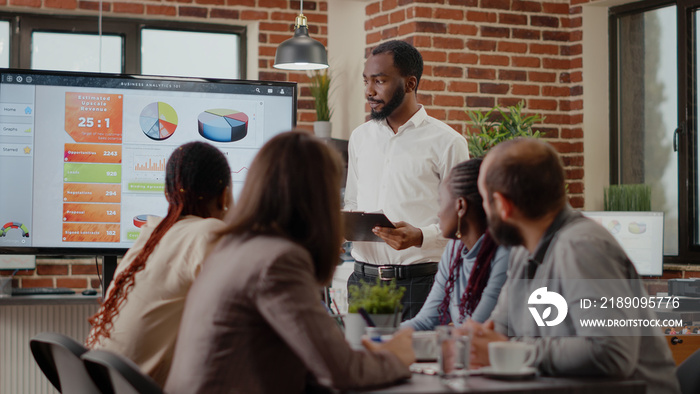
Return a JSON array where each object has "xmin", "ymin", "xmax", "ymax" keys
[{"xmin": 665, "ymin": 335, "xmax": 700, "ymax": 365}]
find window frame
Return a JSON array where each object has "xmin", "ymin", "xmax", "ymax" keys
[{"xmin": 1, "ymin": 12, "xmax": 246, "ymax": 77}]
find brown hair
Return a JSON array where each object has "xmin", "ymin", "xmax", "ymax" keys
[
  {"xmin": 484, "ymin": 138, "xmax": 566, "ymax": 219},
  {"xmin": 86, "ymin": 142, "xmax": 231, "ymax": 348},
  {"xmin": 220, "ymin": 131, "xmax": 344, "ymax": 285}
]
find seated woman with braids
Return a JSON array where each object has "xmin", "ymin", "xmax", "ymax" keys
[
  {"xmin": 85, "ymin": 141, "xmax": 232, "ymax": 386},
  {"xmin": 401, "ymin": 158, "xmax": 510, "ymax": 331}
]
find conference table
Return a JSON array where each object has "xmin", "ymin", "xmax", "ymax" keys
[{"xmin": 353, "ymin": 367, "xmax": 646, "ymax": 393}]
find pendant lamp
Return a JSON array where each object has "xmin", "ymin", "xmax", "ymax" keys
[{"xmin": 273, "ymin": 0, "xmax": 329, "ymax": 71}]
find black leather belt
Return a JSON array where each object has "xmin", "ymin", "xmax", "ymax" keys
[{"xmin": 354, "ymin": 261, "xmax": 438, "ymax": 281}]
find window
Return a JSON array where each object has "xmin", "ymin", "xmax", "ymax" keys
[
  {"xmin": 3, "ymin": 13, "xmax": 245, "ymax": 78},
  {"xmin": 611, "ymin": 0, "xmax": 700, "ymax": 263}
]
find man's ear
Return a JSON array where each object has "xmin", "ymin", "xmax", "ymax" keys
[
  {"xmin": 492, "ymin": 192, "xmax": 514, "ymax": 221},
  {"xmin": 405, "ymin": 75, "xmax": 418, "ymax": 93}
]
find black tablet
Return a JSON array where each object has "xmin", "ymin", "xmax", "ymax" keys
[{"xmin": 342, "ymin": 211, "xmax": 396, "ymax": 242}]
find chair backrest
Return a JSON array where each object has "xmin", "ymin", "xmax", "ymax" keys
[
  {"xmin": 82, "ymin": 349, "xmax": 163, "ymax": 394},
  {"xmin": 677, "ymin": 346, "xmax": 700, "ymax": 394},
  {"xmin": 29, "ymin": 332, "xmax": 101, "ymax": 394}
]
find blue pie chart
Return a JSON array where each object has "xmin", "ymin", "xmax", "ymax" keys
[{"xmin": 197, "ymin": 109, "xmax": 249, "ymax": 142}]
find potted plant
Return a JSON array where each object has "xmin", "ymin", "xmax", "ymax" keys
[
  {"xmin": 464, "ymin": 100, "xmax": 545, "ymax": 158},
  {"xmin": 604, "ymin": 184, "xmax": 652, "ymax": 211},
  {"xmin": 344, "ymin": 279, "xmax": 405, "ymax": 348},
  {"xmin": 309, "ymin": 69, "xmax": 332, "ymax": 138}
]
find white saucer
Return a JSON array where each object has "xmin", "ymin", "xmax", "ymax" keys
[{"xmin": 480, "ymin": 366, "xmax": 537, "ymax": 380}]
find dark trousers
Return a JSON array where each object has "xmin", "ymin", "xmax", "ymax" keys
[{"xmin": 347, "ymin": 270, "xmax": 436, "ymax": 321}]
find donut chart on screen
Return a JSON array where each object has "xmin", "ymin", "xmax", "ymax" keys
[
  {"xmin": 197, "ymin": 109, "xmax": 249, "ymax": 142},
  {"xmin": 140, "ymin": 102, "xmax": 178, "ymax": 140}
]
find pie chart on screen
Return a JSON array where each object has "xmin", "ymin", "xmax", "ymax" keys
[
  {"xmin": 140, "ymin": 102, "xmax": 178, "ymax": 141},
  {"xmin": 197, "ymin": 109, "xmax": 249, "ymax": 142}
]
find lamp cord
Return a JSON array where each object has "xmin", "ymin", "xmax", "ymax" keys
[{"xmin": 98, "ymin": 0, "xmax": 103, "ymax": 72}]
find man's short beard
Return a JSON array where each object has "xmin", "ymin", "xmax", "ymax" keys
[
  {"xmin": 369, "ymin": 84, "xmax": 406, "ymax": 121},
  {"xmin": 488, "ymin": 210, "xmax": 525, "ymax": 247}
]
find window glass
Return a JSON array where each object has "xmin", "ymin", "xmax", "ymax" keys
[
  {"xmin": 141, "ymin": 29, "xmax": 240, "ymax": 79},
  {"xmin": 617, "ymin": 5, "xmax": 678, "ymax": 255},
  {"xmin": 0, "ymin": 21, "xmax": 9, "ymax": 68},
  {"xmin": 31, "ymin": 32, "xmax": 122, "ymax": 73}
]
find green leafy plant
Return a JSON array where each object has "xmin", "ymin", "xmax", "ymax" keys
[
  {"xmin": 309, "ymin": 69, "xmax": 332, "ymax": 122},
  {"xmin": 348, "ymin": 278, "xmax": 405, "ymax": 315},
  {"xmin": 465, "ymin": 101, "xmax": 545, "ymax": 158},
  {"xmin": 604, "ymin": 184, "xmax": 651, "ymax": 211}
]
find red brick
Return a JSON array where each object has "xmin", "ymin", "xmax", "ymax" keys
[
  {"xmin": 434, "ymin": 66, "xmax": 463, "ymax": 78},
  {"xmin": 500, "ymin": 13, "xmax": 527, "ymax": 25},
  {"xmin": 434, "ymin": 95, "xmax": 464, "ymax": 107},
  {"xmin": 530, "ymin": 43, "xmax": 559, "ymax": 55},
  {"xmin": 271, "ymin": 11, "xmax": 298, "ymax": 21},
  {"xmin": 570, "ymin": 71, "xmax": 583, "ymax": 83},
  {"xmin": 513, "ymin": 29, "xmax": 540, "ymax": 40},
  {"xmin": 381, "ymin": 27, "xmax": 398, "ymax": 40},
  {"xmin": 425, "ymin": 108, "xmax": 446, "ymax": 120},
  {"xmin": 290, "ymin": 0, "xmax": 316, "ymax": 11},
  {"xmin": 433, "ymin": 37, "xmax": 464, "ymax": 49},
  {"xmin": 421, "ymin": 79, "xmax": 446, "ymax": 91},
  {"xmin": 320, "ymin": 1, "xmax": 327, "ymax": 11},
  {"xmin": 10, "ymin": 0, "xmax": 40, "ymax": 7},
  {"xmin": 542, "ymin": 86, "xmax": 569, "ymax": 97},
  {"xmin": 571, "ymin": 57, "xmax": 583, "ymax": 68},
  {"xmin": 512, "ymin": 84, "xmax": 539, "ymax": 96},
  {"xmin": 482, "ymin": 0, "xmax": 509, "ymax": 10},
  {"xmin": 467, "ymin": 10, "xmax": 497, "ymax": 23},
  {"xmin": 544, "ymin": 31, "xmax": 570, "ymax": 42},
  {"xmin": 147, "ymin": 5, "xmax": 177, "ymax": 15},
  {"xmin": 481, "ymin": 54, "xmax": 509, "ymax": 66},
  {"xmin": 417, "ymin": 93, "xmax": 433, "ymax": 105},
  {"xmin": 409, "ymin": 6, "xmax": 432, "ymax": 18},
  {"xmin": 390, "ymin": 10, "xmax": 406, "ymax": 24},
  {"xmin": 260, "ymin": 22, "xmax": 292, "ymax": 33},
  {"xmin": 551, "ymin": 141, "xmax": 583, "ymax": 155},
  {"xmin": 467, "ymin": 39, "xmax": 496, "ymax": 52},
  {"xmin": 299, "ymin": 112, "xmax": 316, "ymax": 122},
  {"xmin": 298, "ymin": 99, "xmax": 315, "ymax": 110},
  {"xmin": 498, "ymin": 97, "xmax": 523, "ymax": 107},
  {"xmin": 435, "ymin": 7, "xmax": 464, "ymax": 20},
  {"xmin": 561, "ymin": 155, "xmax": 583, "ymax": 167},
  {"xmin": 531, "ymin": 15, "xmax": 559, "ymax": 28},
  {"xmin": 449, "ymin": 53, "xmax": 478, "ymax": 64},
  {"xmin": 367, "ymin": 32, "xmax": 382, "ymax": 45},
  {"xmin": 480, "ymin": 83, "xmax": 509, "ymax": 95},
  {"xmin": 37, "ymin": 265, "xmax": 69, "ymax": 276},
  {"xmin": 416, "ymin": 21, "xmax": 447, "ymax": 34},
  {"xmin": 397, "ymin": 24, "xmax": 415, "ymax": 36},
  {"xmin": 259, "ymin": 0, "xmax": 286, "ymax": 7},
  {"xmin": 366, "ymin": 2, "xmax": 380, "ymax": 15},
  {"xmin": 467, "ymin": 67, "xmax": 496, "ymax": 80},
  {"xmin": 242, "ymin": 10, "xmax": 269, "ymax": 20},
  {"xmin": 259, "ymin": 71, "xmax": 288, "ymax": 81},
  {"xmin": 421, "ymin": 51, "xmax": 447, "ymax": 63},
  {"xmin": 179, "ymin": 6, "xmax": 208, "ymax": 17},
  {"xmin": 447, "ymin": 109, "xmax": 470, "ymax": 121},
  {"xmin": 529, "ymin": 71, "xmax": 556, "ymax": 82},
  {"xmin": 449, "ymin": 81, "xmax": 477, "ymax": 93},
  {"xmin": 382, "ymin": 0, "xmax": 398, "ymax": 11},
  {"xmin": 566, "ymin": 16, "xmax": 583, "ymax": 29},
  {"xmin": 560, "ymin": 128, "xmax": 583, "ymax": 139},
  {"xmin": 423, "ymin": 65, "xmax": 434, "ymax": 76},
  {"xmin": 498, "ymin": 70, "xmax": 526, "ymax": 82},
  {"xmin": 565, "ymin": 168, "xmax": 584, "ymax": 179},
  {"xmin": 543, "ymin": 2, "xmax": 569, "ymax": 14},
  {"xmin": 446, "ymin": 24, "xmax": 476, "ymax": 36},
  {"xmin": 0, "ymin": 270, "xmax": 33, "ymax": 276},
  {"xmin": 370, "ymin": 14, "xmax": 389, "ymax": 29},
  {"xmin": 512, "ymin": 56, "xmax": 540, "ymax": 68},
  {"xmin": 496, "ymin": 42, "xmax": 525, "ymax": 54},
  {"xmin": 56, "ymin": 278, "xmax": 88, "ymax": 289},
  {"xmin": 113, "ymin": 2, "xmax": 144, "ymax": 13},
  {"xmin": 481, "ymin": 26, "xmax": 509, "ymax": 38},
  {"xmin": 538, "ymin": 127, "xmax": 557, "ymax": 138},
  {"xmin": 449, "ymin": 0, "xmax": 477, "ymax": 5},
  {"xmin": 568, "ymin": 196, "xmax": 584, "ymax": 208},
  {"xmin": 258, "ymin": 46, "xmax": 277, "ymax": 57},
  {"xmin": 79, "ymin": 1, "xmax": 110, "ymax": 11},
  {"xmin": 561, "ymin": 44, "xmax": 583, "ymax": 56},
  {"xmin": 467, "ymin": 96, "xmax": 495, "ymax": 108},
  {"xmin": 21, "ymin": 278, "xmax": 54, "ymax": 288},
  {"xmin": 448, "ymin": 123, "xmax": 465, "ymax": 134},
  {"xmin": 660, "ymin": 271, "xmax": 683, "ymax": 280},
  {"xmin": 513, "ymin": 0, "xmax": 541, "ymax": 12},
  {"xmin": 228, "ymin": 0, "xmax": 254, "ymax": 5},
  {"xmin": 543, "ymin": 58, "xmax": 570, "ymax": 70},
  {"xmin": 530, "ymin": 99, "xmax": 558, "ymax": 111}
]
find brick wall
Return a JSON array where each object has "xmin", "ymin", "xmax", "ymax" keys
[{"xmin": 364, "ymin": 0, "xmax": 586, "ymax": 208}]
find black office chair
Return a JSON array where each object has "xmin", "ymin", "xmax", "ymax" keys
[
  {"xmin": 82, "ymin": 349, "xmax": 164, "ymax": 394},
  {"xmin": 29, "ymin": 332, "xmax": 101, "ymax": 393},
  {"xmin": 677, "ymin": 347, "xmax": 700, "ymax": 394}
]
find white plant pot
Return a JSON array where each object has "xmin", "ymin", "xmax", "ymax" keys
[
  {"xmin": 344, "ymin": 312, "xmax": 399, "ymax": 349},
  {"xmin": 314, "ymin": 120, "xmax": 332, "ymax": 139}
]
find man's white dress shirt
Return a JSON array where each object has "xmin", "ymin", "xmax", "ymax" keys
[{"xmin": 344, "ymin": 106, "xmax": 469, "ymax": 266}]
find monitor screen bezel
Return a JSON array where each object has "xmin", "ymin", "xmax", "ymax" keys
[{"xmin": 0, "ymin": 68, "xmax": 297, "ymax": 257}]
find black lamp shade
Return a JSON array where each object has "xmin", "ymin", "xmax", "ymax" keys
[{"xmin": 273, "ymin": 26, "xmax": 328, "ymax": 71}]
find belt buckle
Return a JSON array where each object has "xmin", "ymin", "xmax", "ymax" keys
[{"xmin": 377, "ymin": 266, "xmax": 393, "ymax": 281}]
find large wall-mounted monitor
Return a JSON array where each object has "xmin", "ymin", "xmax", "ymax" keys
[
  {"xmin": 582, "ymin": 211, "xmax": 665, "ymax": 276},
  {"xmin": 0, "ymin": 69, "xmax": 296, "ymax": 256}
]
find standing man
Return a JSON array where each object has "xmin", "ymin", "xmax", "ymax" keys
[
  {"xmin": 467, "ymin": 138, "xmax": 679, "ymax": 393},
  {"xmin": 345, "ymin": 40, "xmax": 469, "ymax": 319}
]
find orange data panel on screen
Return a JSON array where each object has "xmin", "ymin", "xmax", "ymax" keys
[
  {"xmin": 62, "ymin": 223, "xmax": 120, "ymax": 242},
  {"xmin": 64, "ymin": 92, "xmax": 123, "ymax": 143}
]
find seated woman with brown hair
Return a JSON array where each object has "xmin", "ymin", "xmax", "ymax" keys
[
  {"xmin": 85, "ymin": 141, "xmax": 232, "ymax": 386},
  {"xmin": 165, "ymin": 131, "xmax": 414, "ymax": 394}
]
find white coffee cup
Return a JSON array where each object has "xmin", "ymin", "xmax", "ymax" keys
[{"xmin": 488, "ymin": 342, "xmax": 536, "ymax": 373}]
